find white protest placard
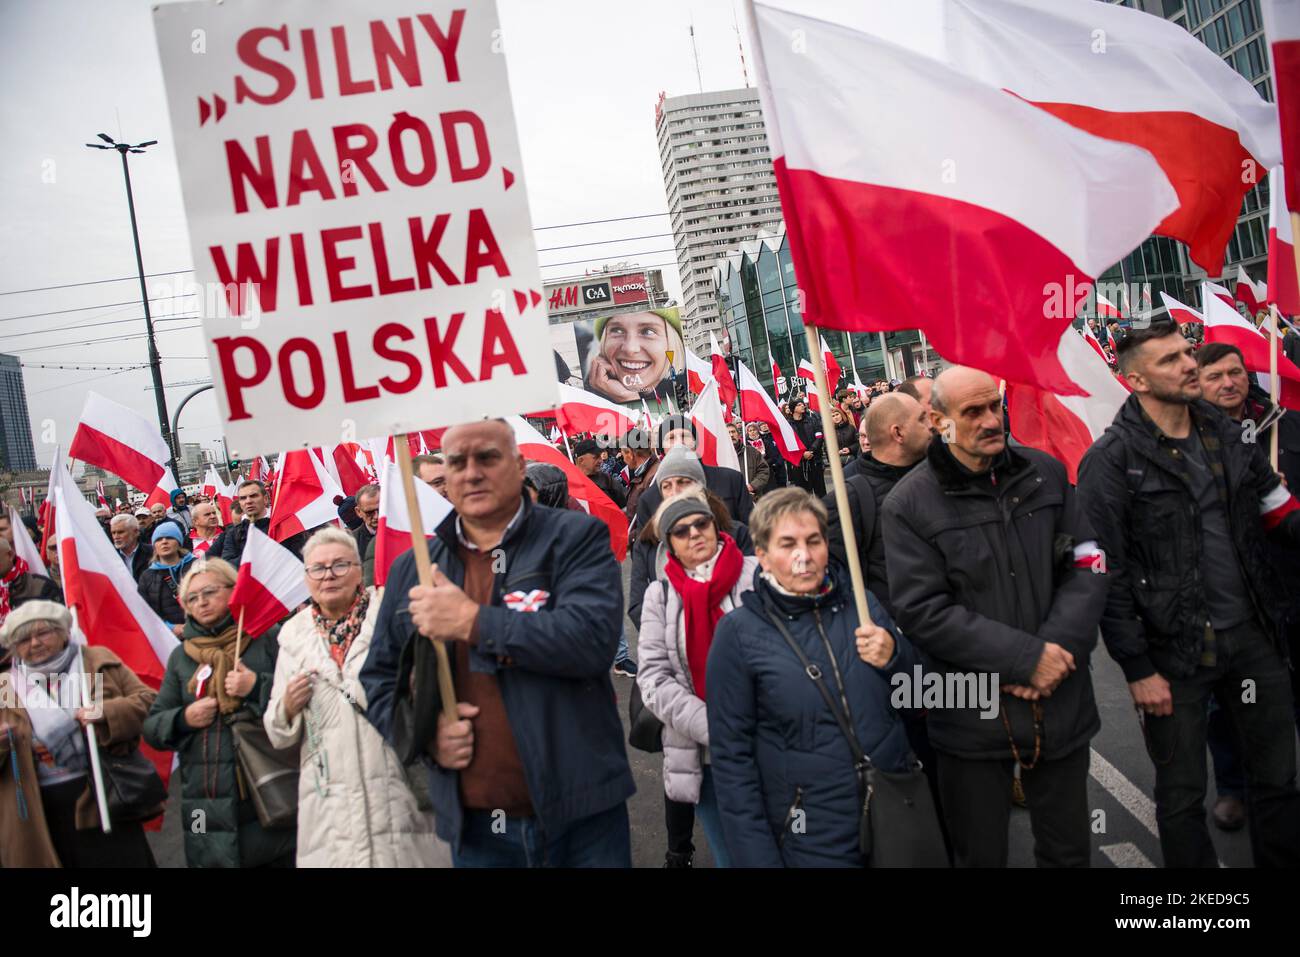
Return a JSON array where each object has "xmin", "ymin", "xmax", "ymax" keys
[{"xmin": 153, "ymin": 0, "xmax": 557, "ymax": 456}]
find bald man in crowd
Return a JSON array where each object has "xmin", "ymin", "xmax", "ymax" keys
[{"xmin": 882, "ymin": 366, "xmax": 1107, "ymax": 868}]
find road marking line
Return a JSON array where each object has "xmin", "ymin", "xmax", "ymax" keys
[
  {"xmin": 1089, "ymin": 747, "xmax": 1159, "ymax": 838},
  {"xmin": 1100, "ymin": 842, "xmax": 1156, "ymax": 868}
]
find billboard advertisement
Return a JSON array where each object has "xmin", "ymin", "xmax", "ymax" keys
[{"xmin": 548, "ymin": 307, "xmax": 685, "ymax": 407}]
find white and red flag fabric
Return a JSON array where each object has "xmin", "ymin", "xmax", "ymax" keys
[
  {"xmin": 1267, "ymin": 167, "xmax": 1300, "ymax": 314},
  {"xmin": 1007, "ymin": 327, "xmax": 1130, "ymax": 483},
  {"xmin": 144, "ymin": 466, "xmax": 179, "ymax": 511},
  {"xmin": 1236, "ymin": 265, "xmax": 1269, "ymax": 319},
  {"xmin": 37, "ymin": 447, "xmax": 59, "ymax": 557},
  {"xmin": 51, "ymin": 464, "xmax": 177, "ymax": 688},
  {"xmin": 687, "ymin": 378, "xmax": 741, "ymax": 473},
  {"xmin": 1081, "ymin": 323, "xmax": 1109, "ymax": 363},
  {"xmin": 549, "ymin": 425, "xmax": 564, "ymax": 445},
  {"xmin": 737, "ymin": 359, "xmax": 806, "ymax": 466},
  {"xmin": 747, "ymin": 0, "xmax": 1178, "ymax": 397},
  {"xmin": 227, "ymin": 525, "xmax": 309, "ymax": 639},
  {"xmin": 547, "ymin": 383, "xmax": 639, "ymax": 439},
  {"xmin": 8, "ymin": 505, "xmax": 49, "ymax": 579},
  {"xmin": 68, "ymin": 391, "xmax": 169, "ymax": 494},
  {"xmin": 818, "ymin": 334, "xmax": 842, "ymax": 390},
  {"xmin": 202, "ymin": 467, "xmax": 235, "ymax": 525},
  {"xmin": 506, "ymin": 417, "xmax": 628, "ymax": 561},
  {"xmin": 317, "ymin": 444, "xmax": 372, "ymax": 498},
  {"xmin": 266, "ymin": 449, "xmax": 343, "ymax": 544},
  {"xmin": 709, "ymin": 331, "xmax": 739, "ymax": 410},
  {"xmin": 770, "ymin": 355, "xmax": 785, "ymax": 397},
  {"xmin": 1202, "ymin": 283, "xmax": 1300, "ymax": 409},
  {"xmin": 1160, "ymin": 291, "xmax": 1205, "ymax": 327},
  {"xmin": 373, "ymin": 458, "xmax": 454, "ymax": 588},
  {"xmin": 685, "ymin": 348, "xmax": 713, "ymax": 396},
  {"xmin": 95, "ymin": 481, "xmax": 108, "ymax": 509},
  {"xmin": 1096, "ymin": 294, "xmax": 1125, "ymax": 321},
  {"xmin": 795, "ymin": 359, "xmax": 822, "ymax": 412},
  {"xmin": 1263, "ymin": 1, "xmax": 1300, "ymax": 213},
  {"xmin": 938, "ymin": 0, "xmax": 1281, "ymax": 273}
]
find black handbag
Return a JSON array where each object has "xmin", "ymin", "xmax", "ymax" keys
[
  {"xmin": 766, "ymin": 612, "xmax": 949, "ymax": 868},
  {"xmin": 102, "ymin": 748, "xmax": 167, "ymax": 823},
  {"xmin": 627, "ymin": 681, "xmax": 664, "ymax": 754},
  {"xmin": 230, "ymin": 712, "xmax": 299, "ymax": 829}
]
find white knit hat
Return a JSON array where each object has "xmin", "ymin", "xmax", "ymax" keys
[{"xmin": 0, "ymin": 600, "xmax": 71, "ymax": 650}]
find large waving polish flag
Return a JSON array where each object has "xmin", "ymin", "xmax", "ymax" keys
[
  {"xmin": 1267, "ymin": 167, "xmax": 1300, "ymax": 314},
  {"xmin": 227, "ymin": 525, "xmax": 309, "ymax": 638},
  {"xmin": 266, "ymin": 449, "xmax": 343, "ymax": 543},
  {"xmin": 688, "ymin": 378, "xmax": 742, "ymax": 473},
  {"xmin": 551, "ymin": 382, "xmax": 639, "ymax": 438},
  {"xmin": 940, "ymin": 0, "xmax": 1281, "ymax": 273},
  {"xmin": 747, "ymin": 0, "xmax": 1178, "ymax": 396},
  {"xmin": 373, "ymin": 458, "xmax": 454, "ymax": 588},
  {"xmin": 144, "ymin": 466, "xmax": 179, "ymax": 511},
  {"xmin": 685, "ymin": 348, "xmax": 713, "ymax": 396},
  {"xmin": 1007, "ymin": 328, "xmax": 1129, "ymax": 483},
  {"xmin": 52, "ymin": 464, "xmax": 177, "ymax": 687},
  {"xmin": 1201, "ymin": 284, "xmax": 1300, "ymax": 409},
  {"xmin": 507, "ymin": 416, "xmax": 628, "ymax": 561},
  {"xmin": 737, "ymin": 359, "xmax": 806, "ymax": 465},
  {"xmin": 69, "ymin": 391, "xmax": 169, "ymax": 493}
]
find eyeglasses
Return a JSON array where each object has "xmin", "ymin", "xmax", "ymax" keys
[
  {"xmin": 669, "ymin": 516, "xmax": 714, "ymax": 540},
  {"xmin": 13, "ymin": 626, "xmax": 60, "ymax": 649},
  {"xmin": 305, "ymin": 560, "xmax": 360, "ymax": 581},
  {"xmin": 184, "ymin": 584, "xmax": 231, "ymax": 607},
  {"xmin": 358, "ymin": 507, "xmax": 379, "ymax": 519}
]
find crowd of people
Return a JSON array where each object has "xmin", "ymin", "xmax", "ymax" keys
[{"xmin": 1, "ymin": 318, "xmax": 1299, "ymax": 870}]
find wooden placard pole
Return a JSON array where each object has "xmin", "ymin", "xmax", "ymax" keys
[
  {"xmin": 393, "ymin": 434, "xmax": 459, "ymax": 722},
  {"xmin": 805, "ymin": 322, "xmax": 872, "ymax": 627}
]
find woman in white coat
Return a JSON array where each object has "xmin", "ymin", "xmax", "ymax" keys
[
  {"xmin": 266, "ymin": 527, "xmax": 450, "ymax": 867},
  {"xmin": 637, "ymin": 491, "xmax": 760, "ymax": 868}
]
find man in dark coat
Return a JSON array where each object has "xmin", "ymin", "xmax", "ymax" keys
[
  {"xmin": 574, "ymin": 438, "xmax": 626, "ymax": 510},
  {"xmin": 1078, "ymin": 323, "xmax": 1300, "ymax": 868},
  {"xmin": 110, "ymin": 513, "xmax": 152, "ymax": 582},
  {"xmin": 351, "ymin": 484, "xmax": 380, "ymax": 586},
  {"xmin": 360, "ymin": 419, "xmax": 634, "ymax": 866},
  {"xmin": 883, "ymin": 366, "xmax": 1107, "ymax": 868},
  {"xmin": 219, "ymin": 480, "xmax": 304, "ymax": 564}
]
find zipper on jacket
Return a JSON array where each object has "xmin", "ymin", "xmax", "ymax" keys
[
  {"xmin": 778, "ymin": 786, "xmax": 804, "ymax": 847},
  {"xmin": 812, "ymin": 608, "xmax": 854, "ymax": 724}
]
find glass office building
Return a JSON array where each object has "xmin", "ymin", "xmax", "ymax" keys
[
  {"xmin": 713, "ymin": 227, "xmax": 939, "ymax": 399},
  {"xmin": 0, "ymin": 353, "xmax": 37, "ymax": 472}
]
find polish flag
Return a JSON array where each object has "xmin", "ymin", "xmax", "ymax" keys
[
  {"xmin": 1006, "ymin": 327, "xmax": 1129, "ymax": 483},
  {"xmin": 795, "ymin": 359, "xmax": 822, "ymax": 412},
  {"xmin": 227, "ymin": 525, "xmax": 309, "ymax": 639},
  {"xmin": 8, "ymin": 505, "xmax": 49, "ymax": 579},
  {"xmin": 748, "ymin": 1, "xmax": 1178, "ymax": 398},
  {"xmin": 506, "ymin": 417, "xmax": 628, "ymax": 561},
  {"xmin": 1263, "ymin": 1, "xmax": 1300, "ymax": 211},
  {"xmin": 144, "ymin": 466, "xmax": 179, "ymax": 511},
  {"xmin": 1096, "ymin": 294, "xmax": 1125, "ymax": 321},
  {"xmin": 1235, "ymin": 266, "xmax": 1269, "ymax": 320},
  {"xmin": 685, "ymin": 348, "xmax": 713, "ymax": 395},
  {"xmin": 68, "ymin": 391, "xmax": 168, "ymax": 494},
  {"xmin": 37, "ymin": 447, "xmax": 60, "ymax": 558},
  {"xmin": 1267, "ymin": 167, "xmax": 1300, "ymax": 314},
  {"xmin": 1160, "ymin": 292, "xmax": 1206, "ymax": 330},
  {"xmin": 322, "ymin": 444, "xmax": 371, "ymax": 497},
  {"xmin": 819, "ymin": 335, "xmax": 842, "ymax": 390},
  {"xmin": 550, "ymin": 382, "xmax": 639, "ymax": 439},
  {"xmin": 1081, "ymin": 323, "xmax": 1109, "ymax": 363},
  {"xmin": 770, "ymin": 355, "xmax": 784, "ymax": 396},
  {"xmin": 52, "ymin": 464, "xmax": 177, "ymax": 687},
  {"xmin": 1202, "ymin": 283, "xmax": 1300, "ymax": 409},
  {"xmin": 938, "ymin": 0, "xmax": 1281, "ymax": 273},
  {"xmin": 266, "ymin": 449, "xmax": 343, "ymax": 543},
  {"xmin": 549, "ymin": 425, "xmax": 564, "ymax": 445},
  {"xmin": 1204, "ymin": 280, "xmax": 1238, "ymax": 312},
  {"xmin": 738, "ymin": 359, "xmax": 806, "ymax": 466},
  {"xmin": 709, "ymin": 331, "xmax": 738, "ymax": 410},
  {"xmin": 688, "ymin": 378, "xmax": 741, "ymax": 473},
  {"xmin": 373, "ymin": 458, "xmax": 454, "ymax": 588},
  {"xmin": 94, "ymin": 481, "xmax": 108, "ymax": 509},
  {"xmin": 202, "ymin": 467, "xmax": 234, "ymax": 525}
]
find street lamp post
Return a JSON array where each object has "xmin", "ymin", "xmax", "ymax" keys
[{"xmin": 85, "ymin": 133, "xmax": 177, "ymax": 478}]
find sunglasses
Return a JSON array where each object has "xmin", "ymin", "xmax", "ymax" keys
[{"xmin": 669, "ymin": 515, "xmax": 714, "ymax": 540}]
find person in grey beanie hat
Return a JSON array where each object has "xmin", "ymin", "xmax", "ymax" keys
[{"xmin": 656, "ymin": 446, "xmax": 707, "ymax": 495}]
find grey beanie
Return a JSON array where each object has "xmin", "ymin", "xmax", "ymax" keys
[
  {"xmin": 654, "ymin": 491, "xmax": 712, "ymax": 541},
  {"xmin": 656, "ymin": 447, "xmax": 706, "ymax": 492}
]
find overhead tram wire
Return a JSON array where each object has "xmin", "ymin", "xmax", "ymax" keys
[{"xmin": 0, "ymin": 312, "xmax": 199, "ymax": 342}]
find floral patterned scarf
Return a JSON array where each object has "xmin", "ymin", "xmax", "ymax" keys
[{"xmin": 311, "ymin": 588, "xmax": 370, "ymax": 671}]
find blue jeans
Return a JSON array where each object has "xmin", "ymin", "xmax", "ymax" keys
[
  {"xmin": 452, "ymin": 803, "xmax": 632, "ymax": 868},
  {"xmin": 696, "ymin": 766, "xmax": 731, "ymax": 868},
  {"xmin": 615, "ymin": 623, "xmax": 632, "ymax": 665}
]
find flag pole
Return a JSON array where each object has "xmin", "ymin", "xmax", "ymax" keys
[
  {"xmin": 233, "ymin": 607, "xmax": 244, "ymax": 664},
  {"xmin": 72, "ymin": 621, "xmax": 112, "ymax": 835},
  {"xmin": 805, "ymin": 322, "xmax": 872, "ymax": 627},
  {"xmin": 393, "ymin": 434, "xmax": 459, "ymax": 722},
  {"xmin": 1270, "ymin": 305, "xmax": 1281, "ymax": 471}
]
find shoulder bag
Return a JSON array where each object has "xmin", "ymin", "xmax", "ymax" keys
[{"xmin": 230, "ymin": 711, "xmax": 299, "ymax": 829}]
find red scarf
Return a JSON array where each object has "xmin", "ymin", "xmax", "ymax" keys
[
  {"xmin": 0, "ymin": 555, "xmax": 30, "ymax": 626},
  {"xmin": 663, "ymin": 532, "xmax": 743, "ymax": 701}
]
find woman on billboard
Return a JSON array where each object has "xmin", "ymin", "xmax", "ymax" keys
[{"xmin": 584, "ymin": 309, "xmax": 685, "ymax": 405}]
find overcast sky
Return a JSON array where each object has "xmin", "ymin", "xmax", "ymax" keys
[{"xmin": 0, "ymin": 0, "xmax": 758, "ymax": 470}]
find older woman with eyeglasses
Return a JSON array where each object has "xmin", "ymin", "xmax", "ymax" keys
[
  {"xmin": 143, "ymin": 557, "xmax": 296, "ymax": 868},
  {"xmin": 636, "ymin": 491, "xmax": 761, "ymax": 868},
  {"xmin": 0, "ymin": 601, "xmax": 158, "ymax": 867},
  {"xmin": 265, "ymin": 528, "xmax": 449, "ymax": 867}
]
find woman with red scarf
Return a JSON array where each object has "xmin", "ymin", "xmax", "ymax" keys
[{"xmin": 636, "ymin": 491, "xmax": 759, "ymax": 868}]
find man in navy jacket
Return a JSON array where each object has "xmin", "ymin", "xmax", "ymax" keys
[{"xmin": 360, "ymin": 419, "xmax": 635, "ymax": 866}]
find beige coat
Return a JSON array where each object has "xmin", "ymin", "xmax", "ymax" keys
[
  {"xmin": 0, "ymin": 645, "xmax": 157, "ymax": 866},
  {"xmin": 265, "ymin": 590, "xmax": 449, "ymax": 868}
]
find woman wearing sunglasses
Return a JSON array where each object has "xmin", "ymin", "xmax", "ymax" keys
[
  {"xmin": 636, "ymin": 491, "xmax": 760, "ymax": 868},
  {"xmin": 143, "ymin": 557, "xmax": 296, "ymax": 868},
  {"xmin": 265, "ymin": 528, "xmax": 448, "ymax": 867}
]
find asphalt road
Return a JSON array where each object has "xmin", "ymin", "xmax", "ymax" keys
[{"xmin": 146, "ymin": 559, "xmax": 1294, "ymax": 868}]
